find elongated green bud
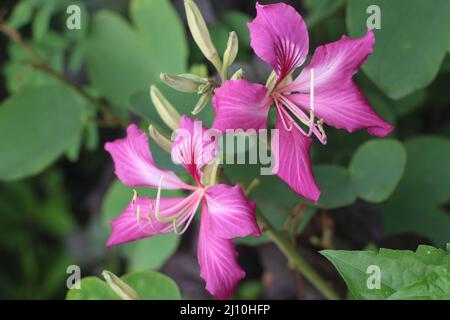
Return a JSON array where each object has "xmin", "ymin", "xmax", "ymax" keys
[
  {"xmin": 149, "ymin": 125, "xmax": 172, "ymax": 153},
  {"xmin": 160, "ymin": 73, "xmax": 205, "ymax": 92},
  {"xmin": 184, "ymin": 0, "xmax": 222, "ymax": 73},
  {"xmin": 102, "ymin": 270, "xmax": 140, "ymax": 300},
  {"xmin": 150, "ymin": 85, "xmax": 181, "ymax": 130},
  {"xmin": 230, "ymin": 68, "xmax": 244, "ymax": 80},
  {"xmin": 192, "ymin": 91, "xmax": 212, "ymax": 115},
  {"xmin": 222, "ymin": 31, "xmax": 238, "ymax": 78}
]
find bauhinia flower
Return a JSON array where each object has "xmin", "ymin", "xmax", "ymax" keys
[
  {"xmin": 104, "ymin": 116, "xmax": 260, "ymax": 300},
  {"xmin": 212, "ymin": 2, "xmax": 394, "ymax": 203}
]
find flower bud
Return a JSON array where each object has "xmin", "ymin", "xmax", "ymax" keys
[
  {"xmin": 102, "ymin": 270, "xmax": 140, "ymax": 300},
  {"xmin": 192, "ymin": 91, "xmax": 212, "ymax": 115},
  {"xmin": 160, "ymin": 73, "xmax": 205, "ymax": 92},
  {"xmin": 149, "ymin": 125, "xmax": 172, "ymax": 153},
  {"xmin": 230, "ymin": 68, "xmax": 244, "ymax": 80},
  {"xmin": 184, "ymin": 0, "xmax": 222, "ymax": 72},
  {"xmin": 222, "ymin": 31, "xmax": 238, "ymax": 78},
  {"xmin": 150, "ymin": 85, "xmax": 181, "ymax": 130}
]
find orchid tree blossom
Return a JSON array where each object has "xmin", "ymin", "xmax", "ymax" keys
[
  {"xmin": 104, "ymin": 116, "xmax": 260, "ymax": 300},
  {"xmin": 212, "ymin": 2, "xmax": 394, "ymax": 203}
]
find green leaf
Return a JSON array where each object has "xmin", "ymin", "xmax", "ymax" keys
[
  {"xmin": 66, "ymin": 271, "xmax": 181, "ymax": 300},
  {"xmin": 346, "ymin": 0, "xmax": 450, "ymax": 99},
  {"xmin": 349, "ymin": 139, "xmax": 406, "ymax": 202},
  {"xmin": 102, "ymin": 180, "xmax": 182, "ymax": 271},
  {"xmin": 66, "ymin": 277, "xmax": 119, "ymax": 300},
  {"xmin": 121, "ymin": 271, "xmax": 181, "ymax": 299},
  {"xmin": 130, "ymin": 0, "xmax": 187, "ymax": 74},
  {"xmin": 85, "ymin": 0, "xmax": 187, "ymax": 109},
  {"xmin": 305, "ymin": 0, "xmax": 345, "ymax": 28},
  {"xmin": 380, "ymin": 136, "xmax": 450, "ymax": 246},
  {"xmin": 0, "ymin": 84, "xmax": 85, "ymax": 180},
  {"xmin": 321, "ymin": 245, "xmax": 450, "ymax": 300},
  {"xmin": 315, "ymin": 165, "xmax": 356, "ymax": 209}
]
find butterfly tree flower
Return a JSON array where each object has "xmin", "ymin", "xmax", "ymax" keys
[
  {"xmin": 212, "ymin": 2, "xmax": 394, "ymax": 203},
  {"xmin": 104, "ymin": 116, "xmax": 260, "ymax": 300}
]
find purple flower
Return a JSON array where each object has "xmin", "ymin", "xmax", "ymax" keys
[
  {"xmin": 104, "ymin": 116, "xmax": 260, "ymax": 300},
  {"xmin": 212, "ymin": 2, "xmax": 394, "ymax": 203}
]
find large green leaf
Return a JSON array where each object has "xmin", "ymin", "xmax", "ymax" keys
[
  {"xmin": 121, "ymin": 271, "xmax": 181, "ymax": 299},
  {"xmin": 66, "ymin": 271, "xmax": 181, "ymax": 300},
  {"xmin": 347, "ymin": 0, "xmax": 450, "ymax": 99},
  {"xmin": 380, "ymin": 136, "xmax": 450, "ymax": 246},
  {"xmin": 0, "ymin": 84, "xmax": 85, "ymax": 180},
  {"xmin": 66, "ymin": 277, "xmax": 120, "ymax": 300},
  {"xmin": 85, "ymin": 0, "xmax": 187, "ymax": 109},
  {"xmin": 102, "ymin": 180, "xmax": 182, "ymax": 271},
  {"xmin": 321, "ymin": 245, "xmax": 450, "ymax": 300},
  {"xmin": 130, "ymin": 0, "xmax": 187, "ymax": 74},
  {"xmin": 315, "ymin": 165, "xmax": 356, "ymax": 209},
  {"xmin": 349, "ymin": 139, "xmax": 406, "ymax": 202}
]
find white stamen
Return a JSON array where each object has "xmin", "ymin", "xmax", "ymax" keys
[{"xmin": 307, "ymin": 68, "xmax": 315, "ymax": 136}]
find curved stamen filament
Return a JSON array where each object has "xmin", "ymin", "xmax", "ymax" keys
[
  {"xmin": 274, "ymin": 98, "xmax": 293, "ymax": 131},
  {"xmin": 277, "ymin": 95, "xmax": 327, "ymax": 144},
  {"xmin": 307, "ymin": 68, "xmax": 315, "ymax": 137}
]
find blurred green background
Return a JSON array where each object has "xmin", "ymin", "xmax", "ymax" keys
[{"xmin": 0, "ymin": 0, "xmax": 449, "ymax": 299}]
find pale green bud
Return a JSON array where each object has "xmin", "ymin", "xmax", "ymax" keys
[
  {"xmin": 102, "ymin": 270, "xmax": 140, "ymax": 300},
  {"xmin": 230, "ymin": 68, "xmax": 244, "ymax": 80},
  {"xmin": 149, "ymin": 125, "xmax": 172, "ymax": 153},
  {"xmin": 222, "ymin": 31, "xmax": 238, "ymax": 78},
  {"xmin": 150, "ymin": 85, "xmax": 181, "ymax": 130},
  {"xmin": 192, "ymin": 91, "xmax": 212, "ymax": 115},
  {"xmin": 160, "ymin": 73, "xmax": 204, "ymax": 92},
  {"xmin": 184, "ymin": 0, "xmax": 222, "ymax": 73}
]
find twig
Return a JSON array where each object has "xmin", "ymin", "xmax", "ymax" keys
[{"xmin": 0, "ymin": 22, "xmax": 128, "ymax": 128}]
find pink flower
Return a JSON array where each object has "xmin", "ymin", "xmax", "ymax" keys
[
  {"xmin": 212, "ymin": 2, "xmax": 394, "ymax": 203},
  {"xmin": 104, "ymin": 116, "xmax": 260, "ymax": 300}
]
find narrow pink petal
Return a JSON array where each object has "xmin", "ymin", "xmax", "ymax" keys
[
  {"xmin": 106, "ymin": 196, "xmax": 186, "ymax": 248},
  {"xmin": 197, "ymin": 205, "xmax": 245, "ymax": 300},
  {"xmin": 105, "ymin": 124, "xmax": 193, "ymax": 190},
  {"xmin": 285, "ymin": 30, "xmax": 394, "ymax": 137},
  {"xmin": 212, "ymin": 80, "xmax": 271, "ymax": 132},
  {"xmin": 272, "ymin": 115, "xmax": 320, "ymax": 203},
  {"xmin": 204, "ymin": 184, "xmax": 260, "ymax": 239},
  {"xmin": 248, "ymin": 2, "xmax": 309, "ymax": 80},
  {"xmin": 172, "ymin": 116, "xmax": 220, "ymax": 183}
]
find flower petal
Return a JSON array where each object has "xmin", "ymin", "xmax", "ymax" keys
[
  {"xmin": 172, "ymin": 116, "xmax": 220, "ymax": 182},
  {"xmin": 272, "ymin": 114, "xmax": 320, "ymax": 203},
  {"xmin": 106, "ymin": 196, "xmax": 186, "ymax": 248},
  {"xmin": 248, "ymin": 2, "xmax": 309, "ymax": 80},
  {"xmin": 105, "ymin": 124, "xmax": 193, "ymax": 190},
  {"xmin": 286, "ymin": 30, "xmax": 394, "ymax": 137},
  {"xmin": 197, "ymin": 205, "xmax": 245, "ymax": 300},
  {"xmin": 212, "ymin": 80, "xmax": 271, "ymax": 132},
  {"xmin": 204, "ymin": 184, "xmax": 260, "ymax": 239}
]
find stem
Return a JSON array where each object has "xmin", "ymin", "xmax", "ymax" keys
[
  {"xmin": 0, "ymin": 23, "xmax": 128, "ymax": 128},
  {"xmin": 256, "ymin": 209, "xmax": 340, "ymax": 300}
]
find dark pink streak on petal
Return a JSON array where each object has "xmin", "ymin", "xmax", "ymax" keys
[
  {"xmin": 248, "ymin": 2, "xmax": 309, "ymax": 81},
  {"xmin": 172, "ymin": 116, "xmax": 219, "ymax": 183}
]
